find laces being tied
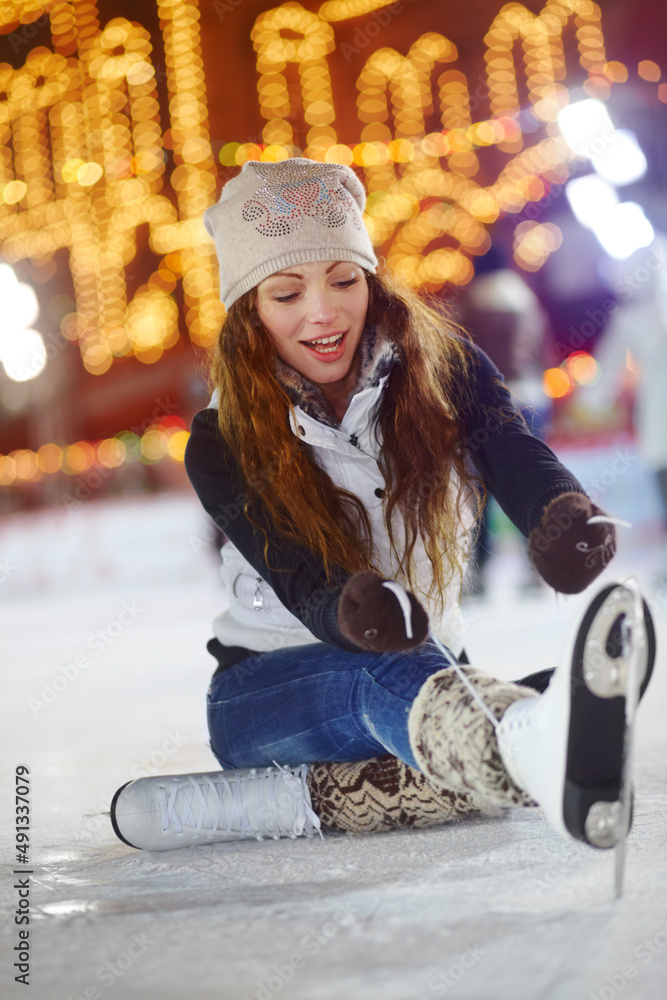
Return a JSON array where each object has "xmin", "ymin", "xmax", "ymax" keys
[{"xmin": 158, "ymin": 764, "xmax": 322, "ymax": 842}]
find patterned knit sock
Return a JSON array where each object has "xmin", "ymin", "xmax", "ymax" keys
[
  {"xmin": 305, "ymin": 754, "xmax": 499, "ymax": 834},
  {"xmin": 407, "ymin": 665, "xmax": 537, "ymax": 807}
]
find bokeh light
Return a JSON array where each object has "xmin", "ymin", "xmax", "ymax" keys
[
  {"xmin": 543, "ymin": 366, "xmax": 573, "ymax": 399},
  {"xmin": 513, "ymin": 221, "xmax": 563, "ymax": 271},
  {"xmin": 566, "ymin": 350, "xmax": 601, "ymax": 386}
]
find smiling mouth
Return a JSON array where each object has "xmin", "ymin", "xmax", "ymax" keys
[{"xmin": 301, "ymin": 332, "xmax": 346, "ymax": 354}]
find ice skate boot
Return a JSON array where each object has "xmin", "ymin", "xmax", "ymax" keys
[
  {"xmin": 110, "ymin": 763, "xmax": 321, "ymax": 851},
  {"xmin": 496, "ymin": 579, "xmax": 655, "ymax": 851}
]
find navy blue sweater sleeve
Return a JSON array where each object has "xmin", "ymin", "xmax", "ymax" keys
[
  {"xmin": 459, "ymin": 344, "xmax": 586, "ymax": 536},
  {"xmin": 184, "ymin": 407, "xmax": 362, "ymax": 651}
]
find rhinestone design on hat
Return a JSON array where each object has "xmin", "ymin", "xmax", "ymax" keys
[{"xmin": 242, "ymin": 161, "xmax": 363, "ymax": 237}]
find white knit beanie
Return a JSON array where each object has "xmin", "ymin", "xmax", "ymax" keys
[{"xmin": 204, "ymin": 158, "xmax": 378, "ymax": 310}]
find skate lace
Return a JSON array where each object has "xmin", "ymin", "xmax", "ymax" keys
[
  {"xmin": 430, "ymin": 633, "xmax": 501, "ymax": 731},
  {"xmin": 158, "ymin": 763, "xmax": 322, "ymax": 841},
  {"xmin": 388, "ymin": 584, "xmax": 501, "ymax": 729},
  {"xmin": 586, "ymin": 515, "xmax": 632, "ymax": 528}
]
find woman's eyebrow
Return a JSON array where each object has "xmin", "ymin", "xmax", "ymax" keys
[
  {"xmin": 268, "ymin": 262, "xmax": 352, "ymax": 281},
  {"xmin": 266, "ymin": 270, "xmax": 303, "ymax": 281}
]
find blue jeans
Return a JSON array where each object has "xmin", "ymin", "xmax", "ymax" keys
[{"xmin": 206, "ymin": 640, "xmax": 459, "ymax": 770}]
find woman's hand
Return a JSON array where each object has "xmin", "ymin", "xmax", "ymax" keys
[
  {"xmin": 337, "ymin": 571, "xmax": 429, "ymax": 651},
  {"xmin": 528, "ymin": 492, "xmax": 617, "ymax": 594}
]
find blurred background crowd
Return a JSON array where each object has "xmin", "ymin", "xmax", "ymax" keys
[{"xmin": 1, "ymin": 0, "xmax": 666, "ymax": 595}]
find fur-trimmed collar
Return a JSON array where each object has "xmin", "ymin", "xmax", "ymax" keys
[{"xmin": 275, "ymin": 327, "xmax": 399, "ymax": 428}]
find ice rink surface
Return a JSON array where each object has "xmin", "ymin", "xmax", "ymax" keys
[{"xmin": 2, "ymin": 490, "xmax": 667, "ymax": 1000}]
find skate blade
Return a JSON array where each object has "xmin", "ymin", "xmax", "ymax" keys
[
  {"xmin": 612, "ymin": 580, "xmax": 644, "ymax": 898},
  {"xmin": 564, "ymin": 580, "xmax": 655, "ymax": 855}
]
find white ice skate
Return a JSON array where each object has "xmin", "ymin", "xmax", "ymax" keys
[
  {"xmin": 110, "ymin": 763, "xmax": 321, "ymax": 851},
  {"xmin": 496, "ymin": 579, "xmax": 655, "ymax": 862}
]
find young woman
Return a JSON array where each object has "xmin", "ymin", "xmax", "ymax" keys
[{"xmin": 111, "ymin": 159, "xmax": 654, "ymax": 854}]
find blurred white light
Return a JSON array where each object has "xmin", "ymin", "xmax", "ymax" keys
[
  {"xmin": 0, "ymin": 264, "xmax": 44, "ymax": 381},
  {"xmin": 565, "ymin": 175, "xmax": 618, "ymax": 230},
  {"xmin": 0, "ymin": 328, "xmax": 47, "ymax": 382},
  {"xmin": 557, "ymin": 99, "xmax": 615, "ymax": 157},
  {"xmin": 7, "ymin": 280, "xmax": 39, "ymax": 330},
  {"xmin": 0, "ymin": 262, "xmax": 19, "ymax": 293},
  {"xmin": 592, "ymin": 202, "xmax": 655, "ymax": 260},
  {"xmin": 591, "ymin": 129, "xmax": 647, "ymax": 186}
]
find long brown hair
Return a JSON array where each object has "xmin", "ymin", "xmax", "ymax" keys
[{"xmin": 209, "ymin": 266, "xmax": 482, "ymax": 609}]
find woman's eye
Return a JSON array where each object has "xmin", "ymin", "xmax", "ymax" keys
[
  {"xmin": 335, "ymin": 278, "xmax": 359, "ymax": 289},
  {"xmin": 273, "ymin": 292, "xmax": 299, "ymax": 303}
]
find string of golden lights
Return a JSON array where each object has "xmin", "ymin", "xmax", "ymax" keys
[
  {"xmin": 0, "ymin": 0, "xmax": 223, "ymax": 378},
  {"xmin": 0, "ymin": 418, "xmax": 190, "ymax": 488},
  {"xmin": 0, "ymin": 0, "xmax": 665, "ymax": 489},
  {"xmin": 0, "ymin": 1, "xmax": 658, "ymax": 359}
]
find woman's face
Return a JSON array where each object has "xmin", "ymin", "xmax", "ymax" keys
[{"xmin": 255, "ymin": 260, "xmax": 369, "ymax": 387}]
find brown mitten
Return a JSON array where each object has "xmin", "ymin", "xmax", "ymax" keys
[
  {"xmin": 528, "ymin": 492, "xmax": 617, "ymax": 594},
  {"xmin": 337, "ymin": 571, "xmax": 429, "ymax": 651}
]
